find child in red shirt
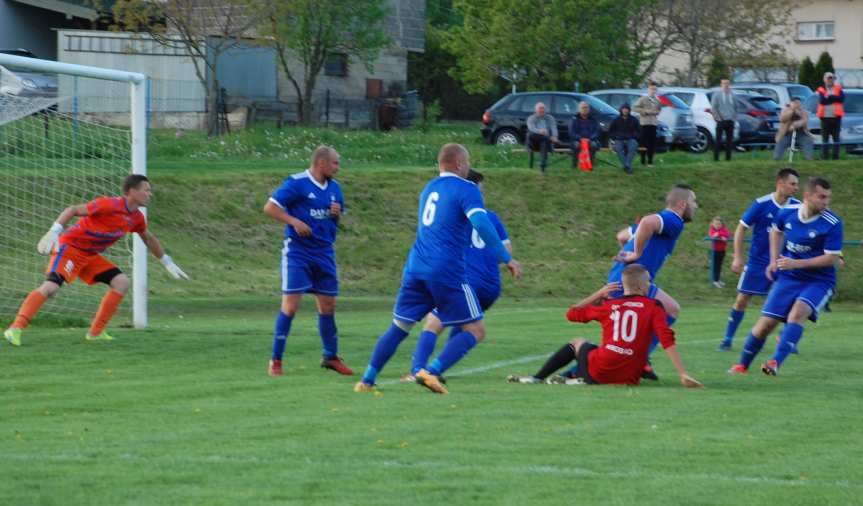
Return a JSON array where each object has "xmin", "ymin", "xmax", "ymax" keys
[
  {"xmin": 508, "ymin": 264, "xmax": 703, "ymax": 387},
  {"xmin": 709, "ymin": 216, "xmax": 730, "ymax": 288}
]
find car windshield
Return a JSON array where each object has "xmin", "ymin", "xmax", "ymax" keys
[
  {"xmin": 785, "ymin": 85, "xmax": 812, "ymax": 98},
  {"xmin": 659, "ymin": 93, "xmax": 690, "ymax": 110},
  {"xmin": 580, "ymin": 95, "xmax": 618, "ymax": 114},
  {"xmin": 749, "ymin": 97, "xmax": 780, "ymax": 111},
  {"xmin": 845, "ymin": 93, "xmax": 863, "ymax": 114},
  {"xmin": 666, "ymin": 92, "xmax": 695, "ymax": 106}
]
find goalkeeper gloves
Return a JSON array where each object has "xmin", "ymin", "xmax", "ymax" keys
[
  {"xmin": 37, "ymin": 222, "xmax": 64, "ymax": 255},
  {"xmin": 160, "ymin": 255, "xmax": 189, "ymax": 280}
]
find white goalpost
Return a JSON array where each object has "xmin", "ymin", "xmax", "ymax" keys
[{"xmin": 0, "ymin": 54, "xmax": 150, "ymax": 328}]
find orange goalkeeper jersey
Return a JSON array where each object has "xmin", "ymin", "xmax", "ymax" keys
[{"xmin": 59, "ymin": 197, "xmax": 147, "ymax": 254}]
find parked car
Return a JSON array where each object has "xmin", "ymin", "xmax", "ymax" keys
[
  {"xmin": 658, "ymin": 86, "xmax": 739, "ymax": 153},
  {"xmin": 480, "ymin": 91, "xmax": 672, "ymax": 150},
  {"xmin": 0, "ymin": 48, "xmax": 57, "ymax": 98},
  {"xmin": 803, "ymin": 89, "xmax": 863, "ymax": 155},
  {"xmin": 708, "ymin": 89, "xmax": 781, "ymax": 146},
  {"xmin": 588, "ymin": 88, "xmax": 697, "ymax": 149},
  {"xmin": 732, "ymin": 83, "xmax": 813, "ymax": 106}
]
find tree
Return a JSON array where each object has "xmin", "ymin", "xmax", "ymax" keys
[
  {"xmin": 705, "ymin": 51, "xmax": 729, "ymax": 87},
  {"xmin": 813, "ymin": 51, "xmax": 835, "ymax": 88},
  {"xmin": 446, "ymin": 0, "xmax": 646, "ymax": 94},
  {"xmin": 262, "ymin": 0, "xmax": 390, "ymax": 125},
  {"xmin": 113, "ymin": 0, "xmax": 263, "ymax": 136},
  {"xmin": 798, "ymin": 56, "xmax": 817, "ymax": 90},
  {"xmin": 650, "ymin": 0, "xmax": 793, "ymax": 86}
]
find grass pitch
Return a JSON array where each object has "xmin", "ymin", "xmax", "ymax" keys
[{"xmin": 1, "ymin": 296, "xmax": 860, "ymax": 505}]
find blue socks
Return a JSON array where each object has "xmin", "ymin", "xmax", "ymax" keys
[
  {"xmin": 723, "ymin": 309, "xmax": 745, "ymax": 346},
  {"xmin": 411, "ymin": 330, "xmax": 439, "ymax": 375},
  {"xmin": 271, "ymin": 312, "xmax": 294, "ymax": 361},
  {"xmin": 772, "ymin": 323, "xmax": 804, "ymax": 366},
  {"xmin": 361, "ymin": 323, "xmax": 410, "ymax": 385},
  {"xmin": 739, "ymin": 332, "xmax": 767, "ymax": 369},
  {"xmin": 318, "ymin": 313, "xmax": 338, "ymax": 359},
  {"xmin": 427, "ymin": 330, "xmax": 478, "ymax": 376}
]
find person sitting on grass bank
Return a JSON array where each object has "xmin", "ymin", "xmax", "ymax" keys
[
  {"xmin": 609, "ymin": 104, "xmax": 640, "ymax": 175},
  {"xmin": 507, "ymin": 264, "xmax": 703, "ymax": 388},
  {"xmin": 525, "ymin": 101, "xmax": 559, "ymax": 173}
]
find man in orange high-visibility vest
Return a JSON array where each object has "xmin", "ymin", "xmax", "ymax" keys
[{"xmin": 816, "ymin": 72, "xmax": 845, "ymax": 160}]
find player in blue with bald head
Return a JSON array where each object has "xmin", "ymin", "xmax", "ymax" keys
[
  {"xmin": 561, "ymin": 184, "xmax": 698, "ymax": 381},
  {"xmin": 263, "ymin": 145, "xmax": 353, "ymax": 378},
  {"xmin": 718, "ymin": 168, "xmax": 800, "ymax": 351},
  {"xmin": 404, "ymin": 168, "xmax": 513, "ymax": 381},
  {"xmin": 355, "ymin": 144, "xmax": 522, "ymax": 394},
  {"xmin": 729, "ymin": 177, "xmax": 843, "ymax": 376}
]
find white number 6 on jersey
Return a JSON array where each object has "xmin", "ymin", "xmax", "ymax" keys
[{"xmin": 422, "ymin": 192, "xmax": 439, "ymax": 226}]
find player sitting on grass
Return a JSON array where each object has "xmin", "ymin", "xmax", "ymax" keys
[
  {"xmin": 508, "ymin": 264, "xmax": 703, "ymax": 388},
  {"xmin": 4, "ymin": 175, "xmax": 188, "ymax": 346}
]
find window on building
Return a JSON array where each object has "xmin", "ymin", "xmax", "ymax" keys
[
  {"xmin": 324, "ymin": 53, "xmax": 348, "ymax": 77},
  {"xmin": 797, "ymin": 21, "xmax": 835, "ymax": 41}
]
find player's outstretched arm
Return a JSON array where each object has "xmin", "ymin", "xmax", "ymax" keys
[
  {"xmin": 663, "ymin": 345, "xmax": 704, "ymax": 388},
  {"xmin": 139, "ymin": 230, "xmax": 189, "ymax": 280},
  {"xmin": 569, "ymin": 283, "xmax": 620, "ymax": 311},
  {"xmin": 36, "ymin": 204, "xmax": 89, "ymax": 255},
  {"xmin": 731, "ymin": 222, "xmax": 748, "ymax": 274},
  {"xmin": 263, "ymin": 200, "xmax": 312, "ymax": 237},
  {"xmin": 469, "ymin": 211, "xmax": 521, "ymax": 279},
  {"xmin": 766, "ymin": 226, "xmax": 785, "ymax": 281},
  {"xmin": 615, "ymin": 214, "xmax": 660, "ymax": 263}
]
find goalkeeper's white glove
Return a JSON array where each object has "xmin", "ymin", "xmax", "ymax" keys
[
  {"xmin": 160, "ymin": 255, "xmax": 189, "ymax": 280},
  {"xmin": 37, "ymin": 222, "xmax": 64, "ymax": 255}
]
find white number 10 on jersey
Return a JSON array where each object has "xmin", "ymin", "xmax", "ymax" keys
[
  {"xmin": 610, "ymin": 309, "xmax": 638, "ymax": 342},
  {"xmin": 422, "ymin": 192, "xmax": 440, "ymax": 226}
]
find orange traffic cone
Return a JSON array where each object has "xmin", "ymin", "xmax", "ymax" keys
[{"xmin": 578, "ymin": 138, "xmax": 593, "ymax": 172}]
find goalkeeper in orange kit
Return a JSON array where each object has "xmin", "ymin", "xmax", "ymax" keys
[{"xmin": 4, "ymin": 175, "xmax": 188, "ymax": 346}]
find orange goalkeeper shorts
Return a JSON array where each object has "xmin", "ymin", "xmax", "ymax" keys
[{"xmin": 45, "ymin": 244, "xmax": 118, "ymax": 285}]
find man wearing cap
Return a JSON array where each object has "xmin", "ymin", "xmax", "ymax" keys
[
  {"xmin": 609, "ymin": 103, "xmax": 640, "ymax": 174},
  {"xmin": 816, "ymin": 72, "xmax": 845, "ymax": 160},
  {"xmin": 773, "ymin": 97, "xmax": 814, "ymax": 161}
]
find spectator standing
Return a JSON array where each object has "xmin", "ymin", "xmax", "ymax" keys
[
  {"xmin": 709, "ymin": 216, "xmax": 730, "ymax": 288},
  {"xmin": 568, "ymin": 101, "xmax": 600, "ymax": 169},
  {"xmin": 609, "ymin": 104, "xmax": 640, "ymax": 174},
  {"xmin": 816, "ymin": 72, "xmax": 845, "ymax": 160},
  {"xmin": 710, "ymin": 79, "xmax": 738, "ymax": 161},
  {"xmin": 633, "ymin": 82, "xmax": 661, "ymax": 166},
  {"xmin": 525, "ymin": 102, "xmax": 559, "ymax": 172},
  {"xmin": 774, "ymin": 97, "xmax": 814, "ymax": 161}
]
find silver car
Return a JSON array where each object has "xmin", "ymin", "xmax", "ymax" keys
[
  {"xmin": 803, "ymin": 89, "xmax": 863, "ymax": 155},
  {"xmin": 589, "ymin": 89, "xmax": 697, "ymax": 149},
  {"xmin": 0, "ymin": 49, "xmax": 57, "ymax": 98}
]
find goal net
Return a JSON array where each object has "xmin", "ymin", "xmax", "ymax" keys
[{"xmin": 0, "ymin": 55, "xmax": 149, "ymax": 328}]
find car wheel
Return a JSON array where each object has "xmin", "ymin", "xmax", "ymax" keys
[
  {"xmin": 493, "ymin": 128, "xmax": 520, "ymax": 145},
  {"xmin": 689, "ymin": 128, "xmax": 712, "ymax": 153}
]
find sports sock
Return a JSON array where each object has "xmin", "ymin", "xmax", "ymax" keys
[
  {"xmin": 723, "ymin": 309, "xmax": 745, "ymax": 344},
  {"xmin": 772, "ymin": 322, "xmax": 804, "ymax": 366},
  {"xmin": 426, "ymin": 330, "xmax": 478, "ymax": 376},
  {"xmin": 534, "ymin": 343, "xmax": 577, "ymax": 380},
  {"xmin": 88, "ymin": 290, "xmax": 124, "ymax": 336},
  {"xmin": 649, "ymin": 315, "xmax": 676, "ymax": 355},
  {"xmin": 271, "ymin": 312, "xmax": 293, "ymax": 361},
  {"xmin": 561, "ymin": 365, "xmax": 579, "ymax": 378},
  {"xmin": 318, "ymin": 313, "xmax": 338, "ymax": 359},
  {"xmin": 411, "ymin": 330, "xmax": 439, "ymax": 375},
  {"xmin": 11, "ymin": 290, "xmax": 48, "ymax": 329},
  {"xmin": 448, "ymin": 325, "xmax": 462, "ymax": 339},
  {"xmin": 739, "ymin": 332, "xmax": 767, "ymax": 369},
  {"xmin": 361, "ymin": 323, "xmax": 410, "ymax": 384}
]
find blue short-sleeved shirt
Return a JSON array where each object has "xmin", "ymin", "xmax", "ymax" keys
[
  {"xmin": 740, "ymin": 193, "xmax": 801, "ymax": 266},
  {"xmin": 405, "ymin": 173, "xmax": 486, "ymax": 286},
  {"xmin": 772, "ymin": 205, "xmax": 843, "ymax": 284},
  {"xmin": 269, "ymin": 170, "xmax": 345, "ymax": 253},
  {"xmin": 466, "ymin": 210, "xmax": 509, "ymax": 295},
  {"xmin": 608, "ymin": 209, "xmax": 685, "ymax": 283}
]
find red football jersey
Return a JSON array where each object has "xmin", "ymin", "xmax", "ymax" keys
[
  {"xmin": 566, "ymin": 295, "xmax": 675, "ymax": 385},
  {"xmin": 59, "ymin": 197, "xmax": 147, "ymax": 254}
]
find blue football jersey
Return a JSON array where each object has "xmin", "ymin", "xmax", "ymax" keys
[
  {"xmin": 269, "ymin": 170, "xmax": 345, "ymax": 251},
  {"xmin": 608, "ymin": 209, "xmax": 685, "ymax": 283},
  {"xmin": 405, "ymin": 173, "xmax": 486, "ymax": 285},
  {"xmin": 466, "ymin": 210, "xmax": 509, "ymax": 292},
  {"xmin": 772, "ymin": 205, "xmax": 843, "ymax": 284},
  {"xmin": 740, "ymin": 193, "xmax": 801, "ymax": 266}
]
